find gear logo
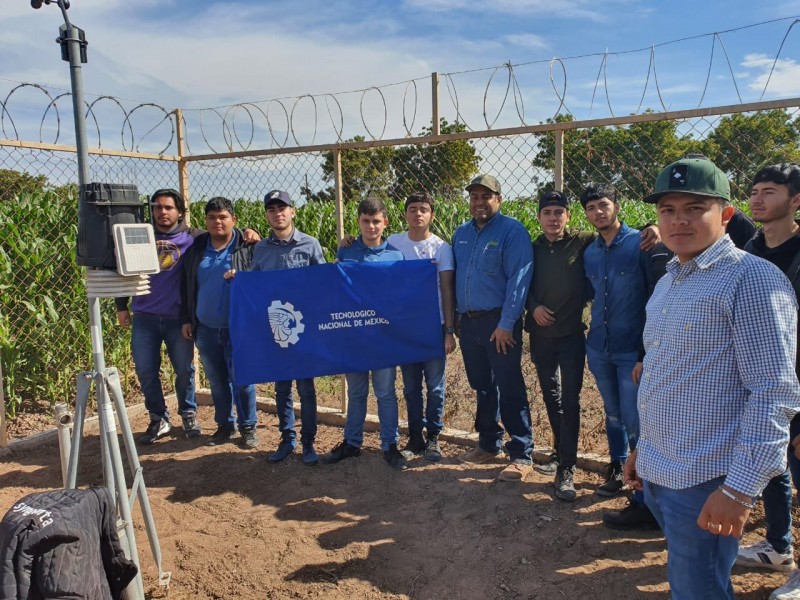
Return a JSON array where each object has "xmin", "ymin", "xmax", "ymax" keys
[{"xmin": 267, "ymin": 300, "xmax": 305, "ymax": 348}]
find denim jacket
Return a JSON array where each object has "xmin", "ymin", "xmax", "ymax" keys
[{"xmin": 584, "ymin": 222, "xmax": 652, "ymax": 354}]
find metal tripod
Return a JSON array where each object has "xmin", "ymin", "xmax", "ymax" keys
[{"xmin": 66, "ymin": 294, "xmax": 171, "ymax": 598}]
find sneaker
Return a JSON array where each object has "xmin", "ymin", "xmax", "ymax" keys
[
  {"xmin": 208, "ymin": 425, "xmax": 235, "ymax": 446},
  {"xmin": 498, "ymin": 459, "xmax": 533, "ymax": 482},
  {"xmin": 535, "ymin": 453, "xmax": 560, "ymax": 475},
  {"xmin": 555, "ymin": 466, "xmax": 576, "ymax": 502},
  {"xmin": 240, "ymin": 426, "xmax": 259, "ymax": 449},
  {"xmin": 458, "ymin": 446, "xmax": 500, "ymax": 464},
  {"xmin": 424, "ymin": 434, "xmax": 442, "ymax": 462},
  {"xmin": 602, "ymin": 500, "xmax": 660, "ymax": 531},
  {"xmin": 771, "ymin": 568, "xmax": 800, "ymax": 599},
  {"xmin": 321, "ymin": 440, "xmax": 361, "ymax": 465},
  {"xmin": 596, "ymin": 461, "xmax": 625, "ymax": 497},
  {"xmin": 268, "ymin": 439, "xmax": 296, "ymax": 462},
  {"xmin": 384, "ymin": 444, "xmax": 408, "ymax": 471},
  {"xmin": 401, "ymin": 431, "xmax": 426, "ymax": 458},
  {"xmin": 138, "ymin": 417, "xmax": 171, "ymax": 445},
  {"xmin": 302, "ymin": 443, "xmax": 319, "ymax": 466},
  {"xmin": 181, "ymin": 413, "xmax": 202, "ymax": 439},
  {"xmin": 737, "ymin": 540, "xmax": 796, "ymax": 573}
]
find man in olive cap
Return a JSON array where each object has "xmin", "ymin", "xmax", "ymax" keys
[{"xmin": 453, "ymin": 174, "xmax": 535, "ymax": 483}]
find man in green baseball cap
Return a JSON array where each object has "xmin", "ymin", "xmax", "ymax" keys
[{"xmin": 625, "ymin": 154, "xmax": 800, "ymax": 598}]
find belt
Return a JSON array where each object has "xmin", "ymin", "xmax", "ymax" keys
[{"xmin": 460, "ymin": 308, "xmax": 502, "ymax": 320}]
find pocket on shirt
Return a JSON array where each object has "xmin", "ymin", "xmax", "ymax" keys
[
  {"xmin": 283, "ymin": 252, "xmax": 311, "ymax": 269},
  {"xmin": 478, "ymin": 248, "xmax": 501, "ymax": 274}
]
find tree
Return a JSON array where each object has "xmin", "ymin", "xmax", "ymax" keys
[
  {"xmin": 0, "ymin": 169, "xmax": 49, "ymax": 202},
  {"xmin": 392, "ymin": 119, "xmax": 480, "ymax": 200},
  {"xmin": 312, "ymin": 136, "xmax": 395, "ymax": 203},
  {"xmin": 701, "ymin": 110, "xmax": 800, "ymax": 200}
]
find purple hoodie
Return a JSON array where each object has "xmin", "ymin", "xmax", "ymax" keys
[{"xmin": 115, "ymin": 222, "xmax": 202, "ymax": 320}]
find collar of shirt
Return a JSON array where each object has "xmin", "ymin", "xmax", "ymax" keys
[
  {"xmin": 267, "ymin": 227, "xmax": 297, "ymax": 246},
  {"xmin": 205, "ymin": 229, "xmax": 238, "ymax": 253},
  {"xmin": 356, "ymin": 236, "xmax": 389, "ymax": 253},
  {"xmin": 592, "ymin": 221, "xmax": 634, "ymax": 249},
  {"xmin": 666, "ymin": 235, "xmax": 734, "ymax": 280}
]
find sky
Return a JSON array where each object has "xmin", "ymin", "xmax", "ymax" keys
[{"xmin": 2, "ymin": 0, "xmax": 800, "ymax": 193}]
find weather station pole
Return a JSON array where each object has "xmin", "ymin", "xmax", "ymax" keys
[{"xmin": 31, "ymin": 2, "xmax": 170, "ymax": 597}]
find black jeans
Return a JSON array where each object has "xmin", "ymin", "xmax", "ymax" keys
[{"xmin": 529, "ymin": 332, "xmax": 585, "ymax": 469}]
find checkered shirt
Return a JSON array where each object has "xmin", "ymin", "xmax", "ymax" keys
[{"xmin": 637, "ymin": 235, "xmax": 800, "ymax": 498}]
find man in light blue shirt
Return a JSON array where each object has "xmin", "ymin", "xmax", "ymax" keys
[
  {"xmin": 626, "ymin": 155, "xmax": 800, "ymax": 599},
  {"xmin": 237, "ymin": 189, "xmax": 326, "ymax": 465},
  {"xmin": 452, "ymin": 174, "xmax": 534, "ymax": 482},
  {"xmin": 321, "ymin": 197, "xmax": 408, "ymax": 471}
]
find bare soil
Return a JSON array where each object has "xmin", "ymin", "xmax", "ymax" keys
[{"xmin": 0, "ymin": 404, "xmax": 790, "ymax": 599}]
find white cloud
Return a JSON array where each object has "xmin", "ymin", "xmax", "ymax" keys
[
  {"xmin": 742, "ymin": 53, "xmax": 800, "ymax": 96},
  {"xmin": 504, "ymin": 34, "xmax": 548, "ymax": 50}
]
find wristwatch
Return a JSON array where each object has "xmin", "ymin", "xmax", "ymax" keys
[{"xmin": 445, "ymin": 326, "xmax": 455, "ymax": 334}]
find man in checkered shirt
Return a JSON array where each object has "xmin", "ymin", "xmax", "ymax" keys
[{"xmin": 624, "ymin": 155, "xmax": 800, "ymax": 599}]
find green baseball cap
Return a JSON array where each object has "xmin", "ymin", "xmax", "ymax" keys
[
  {"xmin": 643, "ymin": 154, "xmax": 731, "ymax": 204},
  {"xmin": 466, "ymin": 174, "xmax": 501, "ymax": 195}
]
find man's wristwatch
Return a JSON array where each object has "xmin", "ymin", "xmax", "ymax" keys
[{"xmin": 445, "ymin": 326, "xmax": 455, "ymax": 335}]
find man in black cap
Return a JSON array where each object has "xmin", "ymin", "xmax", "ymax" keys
[{"xmin": 526, "ymin": 191, "xmax": 594, "ymax": 501}]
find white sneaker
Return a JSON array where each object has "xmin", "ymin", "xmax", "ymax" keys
[
  {"xmin": 737, "ymin": 539, "xmax": 796, "ymax": 573},
  {"xmin": 771, "ymin": 569, "xmax": 800, "ymax": 600}
]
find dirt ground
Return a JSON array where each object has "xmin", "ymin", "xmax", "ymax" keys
[{"xmin": 0, "ymin": 404, "xmax": 792, "ymax": 599}]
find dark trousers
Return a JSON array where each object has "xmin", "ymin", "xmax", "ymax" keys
[
  {"xmin": 458, "ymin": 316, "xmax": 533, "ymax": 461},
  {"xmin": 529, "ymin": 332, "xmax": 585, "ymax": 469}
]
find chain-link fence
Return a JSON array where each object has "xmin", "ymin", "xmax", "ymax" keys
[{"xmin": 2, "ymin": 98, "xmax": 800, "ymax": 444}]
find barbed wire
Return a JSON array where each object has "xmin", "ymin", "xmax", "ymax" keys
[{"xmin": 1, "ymin": 16, "xmax": 799, "ymax": 156}]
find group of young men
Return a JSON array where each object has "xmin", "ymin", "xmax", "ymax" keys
[{"xmin": 118, "ymin": 156, "xmax": 800, "ymax": 599}]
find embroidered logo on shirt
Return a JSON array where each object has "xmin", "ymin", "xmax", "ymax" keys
[
  {"xmin": 486, "ymin": 240, "xmax": 499, "ymax": 249},
  {"xmin": 268, "ymin": 300, "xmax": 305, "ymax": 348}
]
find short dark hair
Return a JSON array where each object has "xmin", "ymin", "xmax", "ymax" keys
[
  {"xmin": 751, "ymin": 163, "xmax": 800, "ymax": 197},
  {"xmin": 205, "ymin": 196, "xmax": 235, "ymax": 216},
  {"xmin": 150, "ymin": 188, "xmax": 186, "ymax": 214},
  {"xmin": 358, "ymin": 196, "xmax": 387, "ymax": 217},
  {"xmin": 405, "ymin": 191, "xmax": 434, "ymax": 212},
  {"xmin": 580, "ymin": 183, "xmax": 618, "ymax": 208}
]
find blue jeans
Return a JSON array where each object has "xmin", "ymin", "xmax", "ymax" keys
[
  {"xmin": 131, "ymin": 313, "xmax": 196, "ymax": 421},
  {"xmin": 194, "ymin": 324, "xmax": 257, "ymax": 430},
  {"xmin": 586, "ymin": 345, "xmax": 640, "ymax": 463},
  {"xmin": 344, "ymin": 367, "xmax": 399, "ymax": 452},
  {"xmin": 760, "ymin": 415, "xmax": 800, "ymax": 553},
  {"xmin": 274, "ymin": 378, "xmax": 317, "ymax": 445},
  {"xmin": 458, "ymin": 316, "xmax": 533, "ymax": 462},
  {"xmin": 644, "ymin": 477, "xmax": 738, "ymax": 600},
  {"xmin": 400, "ymin": 356, "xmax": 446, "ymax": 437},
  {"xmin": 530, "ymin": 332, "xmax": 585, "ymax": 469}
]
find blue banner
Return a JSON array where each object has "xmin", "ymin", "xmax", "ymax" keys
[{"xmin": 229, "ymin": 261, "xmax": 443, "ymax": 385}]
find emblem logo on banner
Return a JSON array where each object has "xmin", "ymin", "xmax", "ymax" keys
[{"xmin": 267, "ymin": 300, "xmax": 305, "ymax": 348}]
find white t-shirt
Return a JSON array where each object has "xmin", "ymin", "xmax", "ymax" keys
[{"xmin": 387, "ymin": 232, "xmax": 454, "ymax": 323}]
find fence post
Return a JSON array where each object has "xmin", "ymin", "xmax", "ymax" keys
[
  {"xmin": 175, "ymin": 108, "xmax": 191, "ymax": 224},
  {"xmin": 554, "ymin": 129, "xmax": 564, "ymax": 191},
  {"xmin": 431, "ymin": 72, "xmax": 440, "ymax": 136},
  {"xmin": 0, "ymin": 359, "xmax": 7, "ymax": 449},
  {"xmin": 332, "ymin": 148, "xmax": 348, "ymax": 413}
]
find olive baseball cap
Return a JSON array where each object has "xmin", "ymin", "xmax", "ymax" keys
[
  {"xmin": 644, "ymin": 154, "xmax": 730, "ymax": 204},
  {"xmin": 466, "ymin": 174, "xmax": 501, "ymax": 195}
]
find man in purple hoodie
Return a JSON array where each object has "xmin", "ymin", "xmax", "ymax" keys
[{"xmin": 116, "ymin": 189, "xmax": 205, "ymax": 444}]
